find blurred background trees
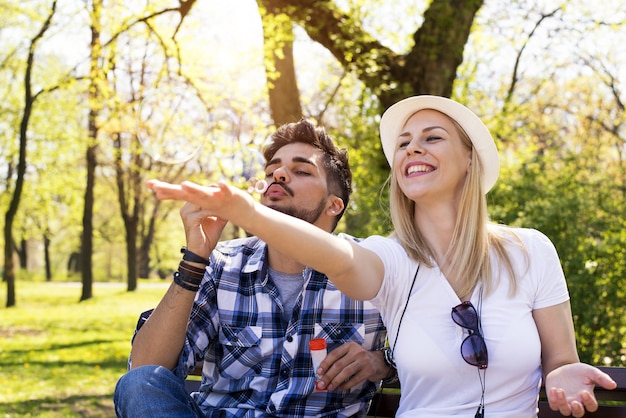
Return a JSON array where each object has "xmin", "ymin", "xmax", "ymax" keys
[{"xmin": 1, "ymin": 0, "xmax": 625, "ymax": 364}]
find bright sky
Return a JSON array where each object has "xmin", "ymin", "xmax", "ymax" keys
[{"xmin": 193, "ymin": 0, "xmax": 263, "ymax": 52}]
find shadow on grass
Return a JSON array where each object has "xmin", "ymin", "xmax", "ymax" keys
[
  {"xmin": 0, "ymin": 393, "xmax": 115, "ymax": 417},
  {"xmin": 2, "ymin": 358, "xmax": 126, "ymax": 370},
  {"xmin": 4, "ymin": 338, "xmax": 125, "ymax": 357}
]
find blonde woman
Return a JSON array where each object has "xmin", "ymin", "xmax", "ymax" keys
[{"xmin": 148, "ymin": 96, "xmax": 615, "ymax": 417}]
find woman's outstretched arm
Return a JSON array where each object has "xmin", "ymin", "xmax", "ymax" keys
[{"xmin": 147, "ymin": 180, "xmax": 384, "ymax": 300}]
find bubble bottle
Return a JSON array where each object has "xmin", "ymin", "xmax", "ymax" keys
[{"xmin": 309, "ymin": 338, "xmax": 327, "ymax": 391}]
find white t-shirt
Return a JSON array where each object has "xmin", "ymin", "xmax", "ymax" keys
[{"xmin": 360, "ymin": 227, "xmax": 569, "ymax": 418}]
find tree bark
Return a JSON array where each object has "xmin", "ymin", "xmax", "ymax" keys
[
  {"xmin": 138, "ymin": 200, "xmax": 160, "ymax": 279},
  {"xmin": 18, "ymin": 239, "xmax": 27, "ymax": 269},
  {"xmin": 257, "ymin": 0, "xmax": 483, "ymax": 109},
  {"xmin": 44, "ymin": 234, "xmax": 52, "ymax": 281},
  {"xmin": 259, "ymin": 3, "xmax": 303, "ymax": 125},
  {"xmin": 80, "ymin": 0, "xmax": 103, "ymax": 302},
  {"xmin": 3, "ymin": 0, "xmax": 57, "ymax": 307},
  {"xmin": 112, "ymin": 132, "xmax": 141, "ymax": 291}
]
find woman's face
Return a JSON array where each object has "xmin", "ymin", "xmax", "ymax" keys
[{"xmin": 393, "ymin": 109, "xmax": 472, "ymax": 203}]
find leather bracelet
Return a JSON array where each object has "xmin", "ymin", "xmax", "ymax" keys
[
  {"xmin": 179, "ymin": 260, "xmax": 206, "ymax": 274},
  {"xmin": 175, "ymin": 271, "xmax": 202, "ymax": 286},
  {"xmin": 180, "ymin": 246, "xmax": 210, "ymax": 265},
  {"xmin": 178, "ymin": 261, "xmax": 205, "ymax": 280},
  {"xmin": 173, "ymin": 271, "xmax": 200, "ymax": 292}
]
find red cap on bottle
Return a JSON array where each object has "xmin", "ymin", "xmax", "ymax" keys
[{"xmin": 309, "ymin": 338, "xmax": 327, "ymax": 350}]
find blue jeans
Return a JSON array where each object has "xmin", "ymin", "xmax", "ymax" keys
[{"xmin": 114, "ymin": 365, "xmax": 204, "ymax": 418}]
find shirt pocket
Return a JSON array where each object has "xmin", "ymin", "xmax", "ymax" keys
[
  {"xmin": 313, "ymin": 323, "xmax": 365, "ymax": 351},
  {"xmin": 218, "ymin": 324, "xmax": 263, "ymax": 379}
]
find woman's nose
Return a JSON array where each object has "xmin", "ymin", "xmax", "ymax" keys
[{"xmin": 406, "ymin": 139, "xmax": 424, "ymax": 155}]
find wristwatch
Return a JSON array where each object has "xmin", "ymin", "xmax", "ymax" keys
[{"xmin": 380, "ymin": 347, "xmax": 399, "ymax": 385}]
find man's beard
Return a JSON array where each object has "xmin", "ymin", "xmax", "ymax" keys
[{"xmin": 267, "ymin": 198, "xmax": 327, "ymax": 225}]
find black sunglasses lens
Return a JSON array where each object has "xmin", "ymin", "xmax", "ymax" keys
[
  {"xmin": 461, "ymin": 334, "xmax": 488, "ymax": 369},
  {"xmin": 451, "ymin": 303, "xmax": 479, "ymax": 329}
]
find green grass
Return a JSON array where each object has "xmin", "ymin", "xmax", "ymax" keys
[{"xmin": 0, "ymin": 280, "xmax": 170, "ymax": 417}]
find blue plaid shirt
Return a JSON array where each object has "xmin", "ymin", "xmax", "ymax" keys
[{"xmin": 171, "ymin": 235, "xmax": 386, "ymax": 417}]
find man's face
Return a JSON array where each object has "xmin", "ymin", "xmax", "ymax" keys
[{"xmin": 261, "ymin": 143, "xmax": 332, "ymax": 226}]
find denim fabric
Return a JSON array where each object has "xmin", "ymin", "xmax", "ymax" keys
[{"xmin": 114, "ymin": 365, "xmax": 204, "ymax": 418}]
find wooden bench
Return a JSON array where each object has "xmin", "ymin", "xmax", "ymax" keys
[{"xmin": 185, "ymin": 366, "xmax": 626, "ymax": 417}]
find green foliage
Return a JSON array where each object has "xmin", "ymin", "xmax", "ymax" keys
[
  {"xmin": 491, "ymin": 151, "xmax": 626, "ymax": 364},
  {"xmin": 486, "ymin": 91, "xmax": 626, "ymax": 365},
  {"xmin": 281, "ymin": 32, "xmax": 392, "ymax": 238},
  {"xmin": 325, "ymin": 85, "xmax": 393, "ymax": 238},
  {"xmin": 0, "ymin": 279, "xmax": 169, "ymax": 416}
]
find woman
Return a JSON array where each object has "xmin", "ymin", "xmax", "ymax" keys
[{"xmin": 148, "ymin": 96, "xmax": 615, "ymax": 417}]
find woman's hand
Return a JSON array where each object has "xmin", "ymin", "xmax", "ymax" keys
[
  {"xmin": 545, "ymin": 362, "xmax": 616, "ymax": 417},
  {"xmin": 147, "ymin": 180, "xmax": 256, "ymax": 229}
]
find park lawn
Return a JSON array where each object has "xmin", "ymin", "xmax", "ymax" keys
[{"xmin": 0, "ymin": 280, "xmax": 169, "ymax": 417}]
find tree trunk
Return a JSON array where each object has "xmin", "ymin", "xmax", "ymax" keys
[
  {"xmin": 80, "ymin": 0, "xmax": 102, "ymax": 302},
  {"xmin": 126, "ymin": 223, "xmax": 138, "ymax": 291},
  {"xmin": 80, "ymin": 143, "xmax": 96, "ymax": 301},
  {"xmin": 112, "ymin": 129, "xmax": 142, "ymax": 291},
  {"xmin": 3, "ymin": 0, "xmax": 57, "ymax": 307},
  {"xmin": 18, "ymin": 239, "xmax": 27, "ymax": 269},
  {"xmin": 44, "ymin": 234, "xmax": 52, "ymax": 281},
  {"xmin": 3, "ymin": 215, "xmax": 16, "ymax": 307},
  {"xmin": 259, "ymin": 2, "xmax": 303, "ymax": 125},
  {"xmin": 257, "ymin": 0, "xmax": 483, "ymax": 109},
  {"xmin": 138, "ymin": 205, "xmax": 158, "ymax": 279}
]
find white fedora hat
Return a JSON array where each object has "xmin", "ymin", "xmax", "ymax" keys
[{"xmin": 379, "ymin": 95, "xmax": 500, "ymax": 193}]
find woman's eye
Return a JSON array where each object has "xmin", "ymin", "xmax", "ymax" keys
[
  {"xmin": 426, "ymin": 135, "xmax": 442, "ymax": 142},
  {"xmin": 398, "ymin": 141, "xmax": 411, "ymax": 149}
]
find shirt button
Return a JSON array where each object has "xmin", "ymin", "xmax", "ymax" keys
[
  {"xmin": 281, "ymin": 369, "xmax": 289, "ymax": 378},
  {"xmin": 286, "ymin": 335, "xmax": 293, "ymax": 343}
]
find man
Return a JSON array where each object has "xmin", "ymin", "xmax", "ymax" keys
[{"xmin": 114, "ymin": 119, "xmax": 393, "ymax": 417}]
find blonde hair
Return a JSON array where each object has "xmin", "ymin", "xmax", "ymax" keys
[{"xmin": 388, "ymin": 115, "xmax": 525, "ymax": 297}]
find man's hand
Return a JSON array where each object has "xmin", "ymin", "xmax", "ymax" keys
[
  {"xmin": 315, "ymin": 342, "xmax": 393, "ymax": 391},
  {"xmin": 179, "ymin": 201, "xmax": 227, "ymax": 259}
]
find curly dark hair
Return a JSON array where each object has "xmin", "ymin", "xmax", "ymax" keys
[{"xmin": 262, "ymin": 119, "xmax": 352, "ymax": 229}]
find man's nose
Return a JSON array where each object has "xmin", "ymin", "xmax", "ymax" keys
[{"xmin": 272, "ymin": 166, "xmax": 288, "ymax": 182}]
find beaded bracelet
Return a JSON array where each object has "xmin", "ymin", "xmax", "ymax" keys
[
  {"xmin": 173, "ymin": 271, "xmax": 200, "ymax": 292},
  {"xmin": 180, "ymin": 247, "xmax": 210, "ymax": 265}
]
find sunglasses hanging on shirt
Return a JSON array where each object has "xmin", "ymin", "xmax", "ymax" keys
[{"xmin": 451, "ymin": 290, "xmax": 487, "ymax": 418}]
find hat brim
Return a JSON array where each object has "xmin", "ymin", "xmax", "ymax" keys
[{"xmin": 379, "ymin": 95, "xmax": 499, "ymax": 193}]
